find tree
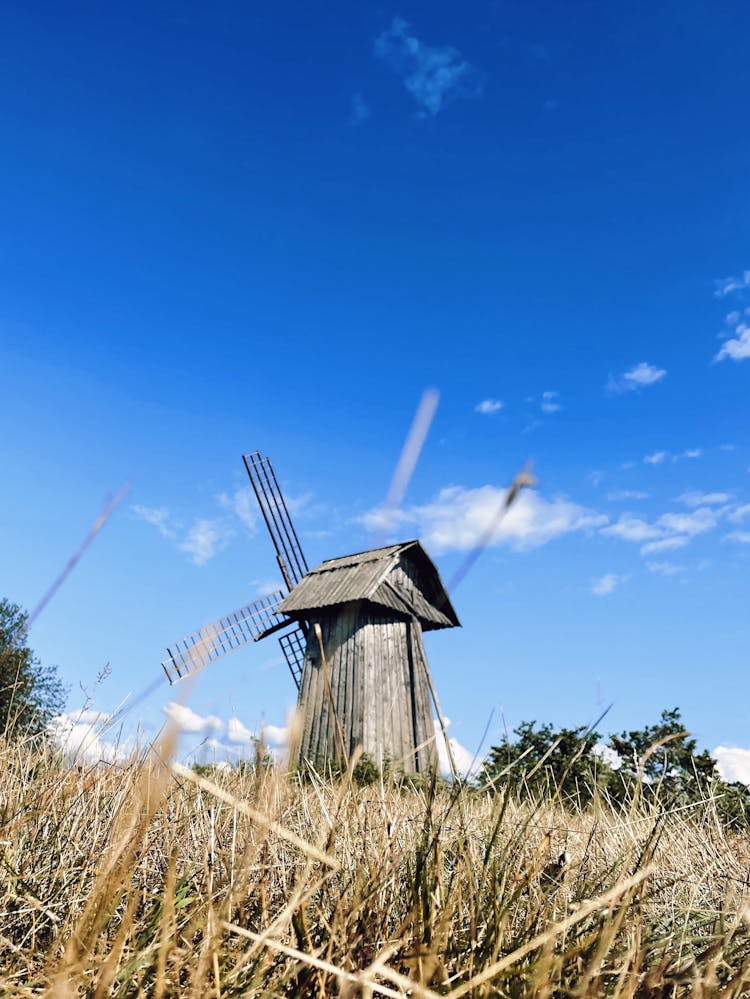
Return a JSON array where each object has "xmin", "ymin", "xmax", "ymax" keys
[
  {"xmin": 479, "ymin": 708, "xmax": 750, "ymax": 827},
  {"xmin": 479, "ymin": 720, "xmax": 602, "ymax": 805},
  {"xmin": 607, "ymin": 707, "xmax": 717, "ymax": 794},
  {"xmin": 0, "ymin": 599, "xmax": 66, "ymax": 737}
]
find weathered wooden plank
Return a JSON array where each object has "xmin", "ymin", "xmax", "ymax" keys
[{"xmin": 411, "ymin": 624, "xmax": 439, "ymax": 771}]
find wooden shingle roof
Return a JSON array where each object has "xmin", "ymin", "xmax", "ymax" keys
[{"xmin": 277, "ymin": 540, "xmax": 460, "ymax": 631}]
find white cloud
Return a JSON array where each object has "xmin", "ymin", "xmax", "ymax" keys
[
  {"xmin": 540, "ymin": 390, "xmax": 561, "ymax": 414},
  {"xmin": 284, "ymin": 491, "xmax": 320, "ymax": 518},
  {"xmin": 592, "ymin": 743, "xmax": 622, "ymax": 770},
  {"xmin": 349, "ymin": 91, "xmax": 371, "ymax": 125},
  {"xmin": 678, "ymin": 491, "xmax": 731, "ymax": 508},
  {"xmin": 607, "ymin": 489, "xmax": 650, "ymax": 501},
  {"xmin": 604, "ymin": 505, "xmax": 720, "ymax": 556},
  {"xmin": 132, "ymin": 505, "xmax": 176, "ymax": 539},
  {"xmin": 658, "ymin": 508, "xmax": 718, "ymax": 537},
  {"xmin": 48, "ymin": 708, "xmax": 130, "ymax": 765},
  {"xmin": 135, "ymin": 498, "xmax": 238, "ymax": 567},
  {"xmin": 640, "ymin": 536, "xmax": 690, "ymax": 555},
  {"xmin": 263, "ymin": 724, "xmax": 289, "ymax": 749},
  {"xmin": 646, "ymin": 560, "xmax": 686, "ymax": 576},
  {"xmin": 624, "ymin": 362, "xmax": 667, "ymax": 387},
  {"xmin": 216, "ymin": 487, "xmax": 258, "ymax": 533},
  {"xmin": 714, "ymin": 271, "xmax": 750, "ymax": 298},
  {"xmin": 365, "ymin": 485, "xmax": 606, "ymax": 554},
  {"xmin": 434, "ymin": 720, "xmax": 482, "ymax": 780},
  {"xmin": 609, "ymin": 362, "xmax": 667, "ymax": 394},
  {"xmin": 164, "ymin": 702, "xmax": 224, "ymax": 736},
  {"xmin": 375, "ymin": 17, "xmax": 483, "ymax": 117},
  {"xmin": 728, "ymin": 503, "xmax": 750, "ymax": 522},
  {"xmin": 725, "ymin": 531, "xmax": 750, "ymax": 545},
  {"xmin": 250, "ymin": 577, "xmax": 285, "ymax": 598},
  {"xmin": 713, "ymin": 745, "xmax": 750, "ymax": 786},
  {"xmin": 178, "ymin": 518, "xmax": 234, "ymax": 566},
  {"xmin": 475, "ymin": 398, "xmax": 504, "ymax": 415},
  {"xmin": 227, "ymin": 717, "xmax": 255, "ymax": 744},
  {"xmin": 591, "ymin": 573, "xmax": 620, "ymax": 596},
  {"xmin": 641, "ymin": 450, "xmax": 702, "ymax": 466},
  {"xmin": 716, "ymin": 322, "xmax": 750, "ymax": 362},
  {"xmin": 602, "ymin": 515, "xmax": 661, "ymax": 543}
]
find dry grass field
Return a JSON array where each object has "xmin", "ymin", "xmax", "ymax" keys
[{"xmin": 2, "ymin": 731, "xmax": 750, "ymax": 998}]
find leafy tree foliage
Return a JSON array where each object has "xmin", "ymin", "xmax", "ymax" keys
[
  {"xmin": 480, "ymin": 708, "xmax": 750, "ymax": 826},
  {"xmin": 0, "ymin": 598, "xmax": 66, "ymax": 737},
  {"xmin": 480, "ymin": 720, "xmax": 602, "ymax": 804}
]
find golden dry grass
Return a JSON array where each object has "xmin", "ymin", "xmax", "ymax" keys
[{"xmin": 2, "ymin": 733, "xmax": 750, "ymax": 997}]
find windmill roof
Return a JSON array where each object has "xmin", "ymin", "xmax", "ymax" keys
[{"xmin": 277, "ymin": 540, "xmax": 460, "ymax": 630}]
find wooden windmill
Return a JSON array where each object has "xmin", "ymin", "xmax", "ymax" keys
[{"xmin": 161, "ymin": 451, "xmax": 460, "ymax": 773}]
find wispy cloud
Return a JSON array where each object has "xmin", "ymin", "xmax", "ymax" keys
[
  {"xmin": 178, "ymin": 518, "xmax": 234, "ymax": 566},
  {"xmin": 678, "ymin": 491, "xmax": 731, "ymax": 508},
  {"xmin": 725, "ymin": 530, "xmax": 750, "ymax": 545},
  {"xmin": 540, "ymin": 390, "xmax": 561, "ymax": 414},
  {"xmin": 642, "ymin": 448, "xmax": 702, "ymax": 466},
  {"xmin": 134, "ymin": 480, "xmax": 270, "ymax": 566},
  {"xmin": 364, "ymin": 485, "xmax": 606, "ymax": 553},
  {"xmin": 250, "ymin": 577, "xmax": 285, "ymax": 597},
  {"xmin": 714, "ymin": 271, "xmax": 750, "ymax": 298},
  {"xmin": 132, "ymin": 505, "xmax": 176, "ymax": 539},
  {"xmin": 133, "ymin": 505, "xmax": 233, "ymax": 566},
  {"xmin": 474, "ymin": 398, "xmax": 504, "ymax": 415},
  {"xmin": 658, "ymin": 509, "xmax": 719, "ymax": 537},
  {"xmin": 728, "ymin": 503, "xmax": 750, "ymax": 523},
  {"xmin": 349, "ymin": 91, "xmax": 371, "ymax": 125},
  {"xmin": 608, "ymin": 362, "xmax": 667, "ymax": 394},
  {"xmin": 216, "ymin": 486, "xmax": 258, "ymax": 533},
  {"xmin": 640, "ymin": 536, "xmax": 691, "ymax": 554},
  {"xmin": 646, "ymin": 560, "xmax": 686, "ymax": 576},
  {"xmin": 375, "ymin": 17, "xmax": 483, "ymax": 117},
  {"xmin": 591, "ymin": 573, "xmax": 621, "ymax": 596},
  {"xmin": 607, "ymin": 489, "xmax": 649, "ymax": 501},
  {"xmin": 602, "ymin": 515, "xmax": 661, "ymax": 544},
  {"xmin": 604, "ymin": 506, "xmax": 720, "ymax": 555}
]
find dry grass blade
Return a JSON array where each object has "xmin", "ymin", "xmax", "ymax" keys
[
  {"xmin": 172, "ymin": 761, "xmax": 339, "ymax": 869},
  {"xmin": 447, "ymin": 866, "xmax": 654, "ymax": 996},
  {"xmin": 223, "ymin": 921, "xmax": 442, "ymax": 999},
  {"xmin": 2, "ymin": 735, "xmax": 748, "ymax": 997}
]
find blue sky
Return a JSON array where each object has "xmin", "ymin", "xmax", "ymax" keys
[{"xmin": 2, "ymin": 1, "xmax": 749, "ymax": 774}]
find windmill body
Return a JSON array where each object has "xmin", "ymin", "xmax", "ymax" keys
[
  {"xmin": 278, "ymin": 542, "xmax": 459, "ymax": 773},
  {"xmin": 161, "ymin": 453, "xmax": 459, "ymax": 775}
]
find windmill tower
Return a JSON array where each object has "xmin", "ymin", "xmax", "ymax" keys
[{"xmin": 161, "ymin": 451, "xmax": 460, "ymax": 774}]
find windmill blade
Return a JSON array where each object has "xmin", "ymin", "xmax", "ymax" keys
[
  {"xmin": 161, "ymin": 591, "xmax": 288, "ymax": 684},
  {"xmin": 278, "ymin": 626, "xmax": 307, "ymax": 690},
  {"xmin": 243, "ymin": 451, "xmax": 309, "ymax": 591}
]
